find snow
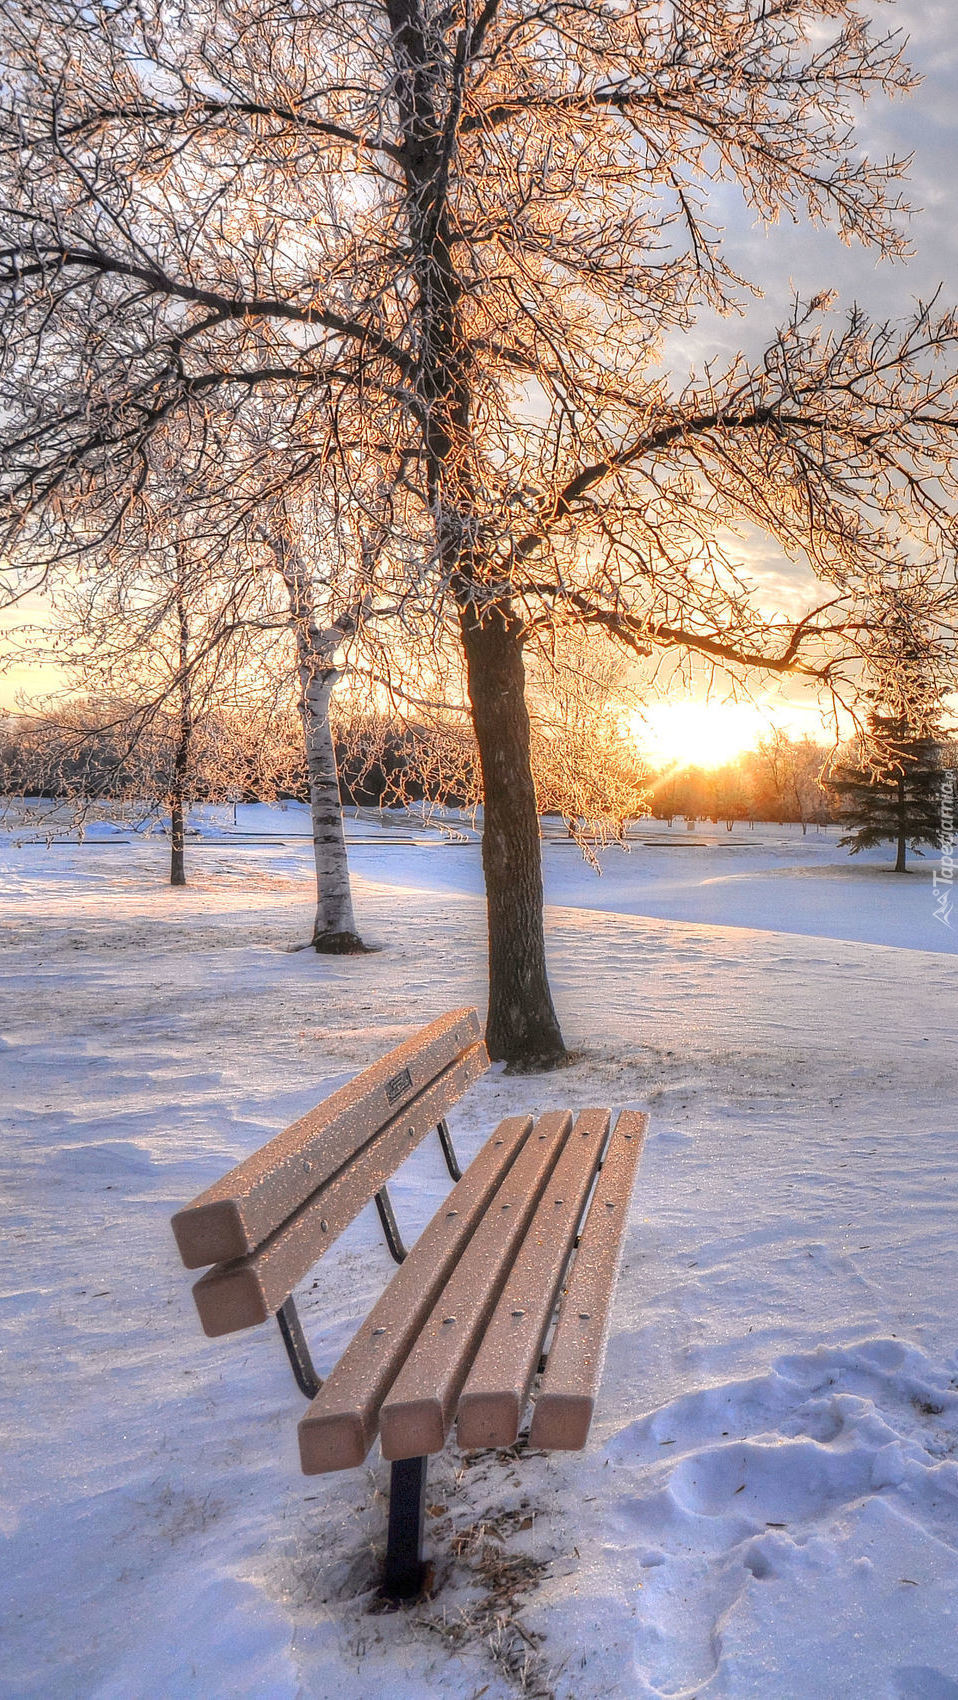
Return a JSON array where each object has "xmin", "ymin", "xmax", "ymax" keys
[
  {"xmin": 342, "ymin": 811, "xmax": 958, "ymax": 956},
  {"xmin": 2, "ymin": 809, "xmax": 957, "ymax": 1699}
]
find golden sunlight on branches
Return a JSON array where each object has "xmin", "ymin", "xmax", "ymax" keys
[{"xmin": 1, "ymin": 0, "xmax": 956, "ymax": 1060}]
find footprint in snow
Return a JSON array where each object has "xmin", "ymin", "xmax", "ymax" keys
[{"xmin": 596, "ymin": 1339, "xmax": 958, "ymax": 1697}]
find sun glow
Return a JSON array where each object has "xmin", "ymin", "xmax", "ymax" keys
[{"xmin": 633, "ymin": 699, "xmax": 827, "ymax": 771}]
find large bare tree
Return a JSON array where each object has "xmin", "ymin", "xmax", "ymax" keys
[{"xmin": 2, "ymin": 1, "xmax": 958, "ymax": 1064}]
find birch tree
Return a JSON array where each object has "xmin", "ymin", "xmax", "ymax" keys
[
  {"xmin": 41, "ymin": 484, "xmax": 371, "ymax": 925},
  {"xmin": 257, "ymin": 521, "xmax": 369, "ymax": 951},
  {"xmin": 3, "ymin": 2, "xmax": 958, "ymax": 1063}
]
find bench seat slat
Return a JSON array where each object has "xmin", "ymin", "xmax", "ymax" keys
[
  {"xmin": 378, "ymin": 1110, "xmax": 574, "ymax": 1461},
  {"xmin": 190, "ymin": 1043, "xmax": 489, "ymax": 1337},
  {"xmin": 528, "ymin": 1110, "xmax": 649, "ymax": 1451},
  {"xmin": 172, "ymin": 1009, "xmax": 482, "ymax": 1268},
  {"xmin": 455, "ymin": 1109, "xmax": 610, "ymax": 1451},
  {"xmin": 297, "ymin": 1115, "xmax": 535, "ymax": 1474}
]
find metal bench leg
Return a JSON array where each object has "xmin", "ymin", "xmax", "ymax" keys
[
  {"xmin": 374, "ymin": 1185, "xmax": 408, "ymax": 1263},
  {"xmin": 436, "ymin": 1117, "xmax": 463, "ymax": 1182},
  {"xmin": 276, "ymin": 1296, "xmax": 322, "ymax": 1400},
  {"xmin": 383, "ymin": 1455, "xmax": 428, "ymax": 1600}
]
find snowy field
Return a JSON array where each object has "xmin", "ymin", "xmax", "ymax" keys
[{"xmin": 3, "ymin": 807, "xmax": 958, "ymax": 1699}]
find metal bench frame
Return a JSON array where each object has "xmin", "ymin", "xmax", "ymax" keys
[{"xmin": 272, "ymin": 1114, "xmax": 463, "ymax": 1596}]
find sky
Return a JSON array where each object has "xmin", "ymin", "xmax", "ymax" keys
[
  {"xmin": 1, "ymin": 2, "xmax": 957, "ymax": 744},
  {"xmin": 643, "ymin": 0, "xmax": 958, "ymax": 751},
  {"xmin": 663, "ymin": 2, "xmax": 958, "ymax": 372}
]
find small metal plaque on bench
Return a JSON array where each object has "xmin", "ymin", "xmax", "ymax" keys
[{"xmin": 385, "ymin": 1068, "xmax": 413, "ymax": 1106}]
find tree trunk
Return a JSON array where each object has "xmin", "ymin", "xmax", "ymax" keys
[
  {"xmin": 170, "ymin": 571, "xmax": 191, "ymax": 887},
  {"xmin": 263, "ymin": 528, "xmax": 367, "ymax": 952},
  {"xmin": 896, "ymin": 775, "xmax": 908, "ymax": 872},
  {"xmin": 384, "ymin": 2, "xmax": 561, "ymax": 1058},
  {"xmin": 301, "ymin": 662, "xmax": 367, "ymax": 951},
  {"xmin": 459, "ymin": 605, "xmax": 565, "ymax": 1069},
  {"xmin": 170, "ymin": 790, "xmax": 186, "ymax": 885}
]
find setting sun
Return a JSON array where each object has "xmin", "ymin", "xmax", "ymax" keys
[{"xmin": 634, "ymin": 700, "xmax": 808, "ymax": 770}]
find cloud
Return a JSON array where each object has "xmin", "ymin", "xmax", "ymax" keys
[{"xmin": 665, "ymin": 6, "xmax": 958, "ymax": 371}]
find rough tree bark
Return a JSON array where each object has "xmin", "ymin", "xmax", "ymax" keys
[
  {"xmin": 459, "ymin": 604, "xmax": 565, "ymax": 1067},
  {"xmin": 264, "ymin": 531, "xmax": 368, "ymax": 952},
  {"xmin": 169, "ymin": 569, "xmax": 191, "ymax": 887},
  {"xmin": 388, "ymin": 0, "xmax": 565, "ymax": 1065}
]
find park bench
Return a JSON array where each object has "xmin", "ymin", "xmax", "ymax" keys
[{"xmin": 171, "ymin": 1009, "xmax": 648, "ymax": 1598}]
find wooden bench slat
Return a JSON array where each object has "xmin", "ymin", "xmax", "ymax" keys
[
  {"xmin": 172, "ymin": 1009, "xmax": 482, "ymax": 1268},
  {"xmin": 378, "ymin": 1110, "xmax": 574, "ymax": 1461},
  {"xmin": 297, "ymin": 1115, "xmax": 535, "ymax": 1474},
  {"xmin": 527, "ymin": 1110, "xmax": 649, "ymax": 1451},
  {"xmin": 455, "ymin": 1108, "xmax": 610, "ymax": 1451},
  {"xmin": 190, "ymin": 1043, "xmax": 489, "ymax": 1337}
]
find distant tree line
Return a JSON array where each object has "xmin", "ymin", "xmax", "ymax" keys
[
  {"xmin": 0, "ymin": 703, "xmax": 871, "ymax": 830},
  {"xmin": 648, "ymin": 733, "xmax": 832, "ymax": 830},
  {"xmin": 0, "ymin": 702, "xmax": 305, "ymax": 810},
  {"xmin": 5, "ymin": 695, "xmax": 955, "ymax": 884},
  {"xmin": 0, "ymin": 704, "xmax": 470, "ymax": 807},
  {"xmin": 0, "ymin": 685, "xmax": 646, "ymax": 831}
]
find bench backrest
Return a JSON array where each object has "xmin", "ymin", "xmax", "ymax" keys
[{"xmin": 171, "ymin": 1009, "xmax": 489, "ymax": 1337}]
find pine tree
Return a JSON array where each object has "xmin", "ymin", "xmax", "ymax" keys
[{"xmin": 826, "ymin": 714, "xmax": 946, "ymax": 873}]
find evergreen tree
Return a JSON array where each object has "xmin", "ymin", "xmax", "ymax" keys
[{"xmin": 826, "ymin": 714, "xmax": 947, "ymax": 873}]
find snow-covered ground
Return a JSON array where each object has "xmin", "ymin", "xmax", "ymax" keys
[
  {"xmin": 2, "ymin": 809, "xmax": 958, "ymax": 1699},
  {"xmin": 11, "ymin": 799, "xmax": 953, "ymax": 951}
]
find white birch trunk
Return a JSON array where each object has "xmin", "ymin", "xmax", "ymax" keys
[
  {"xmin": 299, "ymin": 653, "xmax": 360, "ymax": 945},
  {"xmin": 262, "ymin": 531, "xmax": 366, "ymax": 951}
]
